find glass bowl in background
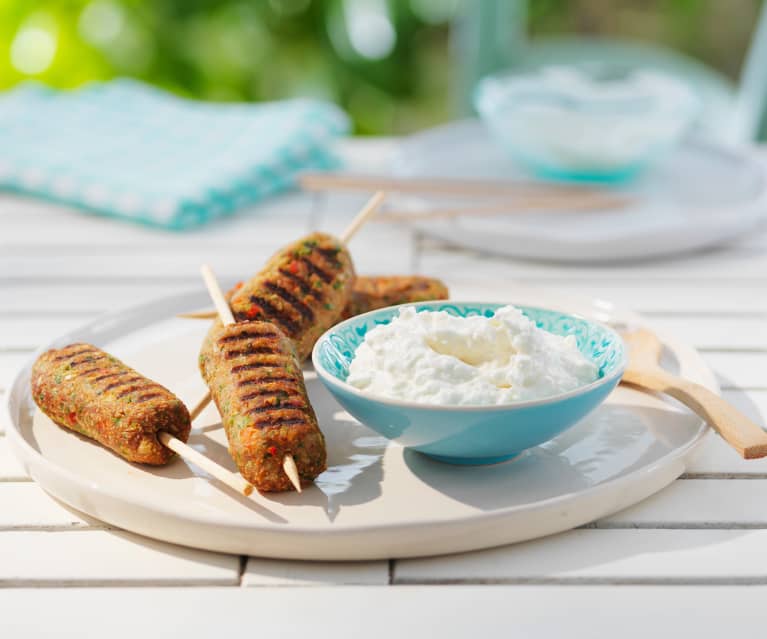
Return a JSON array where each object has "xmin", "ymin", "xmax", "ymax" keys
[{"xmin": 474, "ymin": 65, "xmax": 700, "ymax": 182}]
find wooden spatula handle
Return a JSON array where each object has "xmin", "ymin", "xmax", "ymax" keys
[{"xmin": 623, "ymin": 368, "xmax": 767, "ymax": 459}]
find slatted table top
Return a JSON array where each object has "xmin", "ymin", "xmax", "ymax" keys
[{"xmin": 1, "ymin": 139, "xmax": 766, "ymax": 637}]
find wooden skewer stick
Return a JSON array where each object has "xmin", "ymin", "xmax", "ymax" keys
[
  {"xmin": 282, "ymin": 454, "xmax": 302, "ymax": 495},
  {"xmin": 375, "ymin": 192, "xmax": 631, "ymax": 223},
  {"xmin": 299, "ymin": 172, "xmax": 606, "ymax": 198},
  {"xmin": 158, "ymin": 432, "xmax": 253, "ymax": 496},
  {"xmin": 178, "ymin": 310, "xmax": 218, "ymax": 320},
  {"xmin": 339, "ymin": 191, "xmax": 387, "ymax": 244},
  {"xmin": 200, "ymin": 264, "xmax": 303, "ymax": 493},
  {"xmin": 189, "ymin": 390, "xmax": 212, "ymax": 422},
  {"xmin": 200, "ymin": 265, "xmax": 235, "ymax": 325},
  {"xmin": 178, "ymin": 192, "xmax": 387, "ymax": 323}
]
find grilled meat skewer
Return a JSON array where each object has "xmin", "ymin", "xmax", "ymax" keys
[{"xmin": 32, "ymin": 344, "xmax": 191, "ymax": 464}]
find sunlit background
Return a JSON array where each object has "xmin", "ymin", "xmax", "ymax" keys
[{"xmin": 0, "ymin": 0, "xmax": 762, "ymax": 134}]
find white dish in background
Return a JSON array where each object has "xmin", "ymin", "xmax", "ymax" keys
[
  {"xmin": 5, "ymin": 286, "xmax": 713, "ymax": 560},
  {"xmin": 393, "ymin": 120, "xmax": 767, "ymax": 263},
  {"xmin": 474, "ymin": 66, "xmax": 699, "ymax": 179}
]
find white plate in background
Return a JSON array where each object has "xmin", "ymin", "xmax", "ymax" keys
[{"xmin": 393, "ymin": 120, "xmax": 767, "ymax": 262}]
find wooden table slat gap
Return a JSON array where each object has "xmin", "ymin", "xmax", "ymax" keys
[
  {"xmin": 391, "ymin": 577, "xmax": 767, "ymax": 586},
  {"xmin": 0, "ymin": 310, "xmax": 99, "ymax": 319},
  {"xmin": 0, "ymin": 580, "xmax": 242, "ymax": 589},
  {"xmin": 0, "ymin": 524, "xmax": 111, "ymax": 532},
  {"xmin": 681, "ymin": 472, "xmax": 767, "ymax": 479},
  {"xmin": 582, "ymin": 522, "xmax": 767, "ymax": 530}
]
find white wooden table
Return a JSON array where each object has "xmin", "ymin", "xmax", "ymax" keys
[{"xmin": 1, "ymin": 140, "xmax": 766, "ymax": 637}]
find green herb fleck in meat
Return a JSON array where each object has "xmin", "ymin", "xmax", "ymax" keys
[{"xmin": 231, "ymin": 414, "xmax": 250, "ymax": 432}]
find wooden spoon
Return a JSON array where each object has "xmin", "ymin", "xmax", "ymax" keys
[{"xmin": 622, "ymin": 328, "xmax": 767, "ymax": 459}]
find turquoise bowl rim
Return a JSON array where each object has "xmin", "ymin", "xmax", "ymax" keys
[{"xmin": 312, "ymin": 300, "xmax": 626, "ymax": 411}]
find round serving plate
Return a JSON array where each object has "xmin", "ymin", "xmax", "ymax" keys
[
  {"xmin": 5, "ymin": 285, "xmax": 713, "ymax": 560},
  {"xmin": 393, "ymin": 120, "xmax": 767, "ymax": 263}
]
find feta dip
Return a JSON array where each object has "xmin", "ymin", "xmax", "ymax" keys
[{"xmin": 346, "ymin": 305, "xmax": 598, "ymax": 406}]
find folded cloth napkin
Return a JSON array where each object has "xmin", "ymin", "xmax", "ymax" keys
[{"xmin": 0, "ymin": 79, "xmax": 349, "ymax": 229}]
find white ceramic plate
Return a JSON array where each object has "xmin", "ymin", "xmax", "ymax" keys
[
  {"xmin": 393, "ymin": 120, "xmax": 767, "ymax": 262},
  {"xmin": 5, "ymin": 286, "xmax": 713, "ymax": 560}
]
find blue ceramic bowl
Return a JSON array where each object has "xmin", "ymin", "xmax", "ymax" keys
[{"xmin": 312, "ymin": 301, "xmax": 626, "ymax": 465}]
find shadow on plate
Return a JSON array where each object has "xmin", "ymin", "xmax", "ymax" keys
[
  {"xmin": 402, "ymin": 398, "xmax": 704, "ymax": 512},
  {"xmin": 174, "ymin": 372, "xmax": 388, "ymax": 523},
  {"xmin": 140, "ymin": 431, "xmax": 289, "ymax": 524},
  {"xmin": 249, "ymin": 373, "xmax": 388, "ymax": 522}
]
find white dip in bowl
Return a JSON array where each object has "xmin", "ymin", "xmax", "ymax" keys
[{"xmin": 346, "ymin": 305, "xmax": 598, "ymax": 406}]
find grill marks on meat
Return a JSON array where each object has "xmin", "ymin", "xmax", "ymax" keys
[
  {"xmin": 92, "ymin": 371, "xmax": 127, "ymax": 384},
  {"xmin": 299, "ymin": 256, "xmax": 333, "ymax": 284},
  {"xmin": 136, "ymin": 392, "xmax": 163, "ymax": 403},
  {"xmin": 68, "ymin": 355, "xmax": 100, "ymax": 368},
  {"xmin": 224, "ymin": 346, "xmax": 276, "ymax": 359},
  {"xmin": 245, "ymin": 295, "xmax": 302, "ymax": 336},
  {"xmin": 239, "ymin": 386, "xmax": 300, "ymax": 402},
  {"xmin": 97, "ymin": 370, "xmax": 164, "ymax": 402},
  {"xmin": 237, "ymin": 375, "xmax": 294, "ymax": 387},
  {"xmin": 102, "ymin": 375, "xmax": 142, "ymax": 394},
  {"xmin": 31, "ymin": 343, "xmax": 191, "ymax": 465},
  {"xmin": 216, "ymin": 330, "xmax": 307, "ymax": 424},
  {"xmin": 199, "ymin": 321, "xmax": 326, "ymax": 491},
  {"xmin": 231, "ymin": 361, "xmax": 284, "ymax": 373},
  {"xmin": 116, "ymin": 382, "xmax": 156, "ymax": 399},
  {"xmin": 220, "ymin": 336, "xmax": 282, "ymax": 368},
  {"xmin": 316, "ymin": 247, "xmax": 343, "ymax": 268},
  {"xmin": 248, "ymin": 402, "xmax": 307, "ymax": 416},
  {"xmin": 219, "ymin": 330, "xmax": 279, "ymax": 343},
  {"xmin": 227, "ymin": 232, "xmax": 355, "ymax": 361},
  {"xmin": 52, "ymin": 345, "xmax": 169, "ymax": 403},
  {"xmin": 277, "ymin": 268, "xmax": 323, "ymax": 302},
  {"xmin": 263, "ymin": 281, "xmax": 315, "ymax": 323},
  {"xmin": 252, "ymin": 417, "xmax": 306, "ymax": 428},
  {"xmin": 53, "ymin": 347, "xmax": 97, "ymax": 362}
]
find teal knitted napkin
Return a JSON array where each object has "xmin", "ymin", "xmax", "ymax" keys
[{"xmin": 0, "ymin": 80, "xmax": 349, "ymax": 230}]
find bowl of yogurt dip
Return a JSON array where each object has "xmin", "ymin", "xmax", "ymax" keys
[{"xmin": 312, "ymin": 301, "xmax": 626, "ymax": 465}]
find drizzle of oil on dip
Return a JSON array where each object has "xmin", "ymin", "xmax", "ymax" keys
[{"xmin": 346, "ymin": 306, "xmax": 598, "ymax": 405}]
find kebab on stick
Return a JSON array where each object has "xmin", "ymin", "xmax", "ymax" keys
[
  {"xmin": 189, "ymin": 192, "xmax": 386, "ymax": 491},
  {"xmin": 199, "ymin": 264, "xmax": 325, "ymax": 492},
  {"xmin": 178, "ymin": 275, "xmax": 450, "ymax": 322},
  {"xmin": 31, "ymin": 344, "xmax": 254, "ymax": 496}
]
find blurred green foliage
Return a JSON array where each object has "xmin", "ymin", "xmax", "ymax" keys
[
  {"xmin": 0, "ymin": 0, "xmax": 761, "ymax": 134},
  {"xmin": 0, "ymin": 0, "xmax": 460, "ymax": 134}
]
